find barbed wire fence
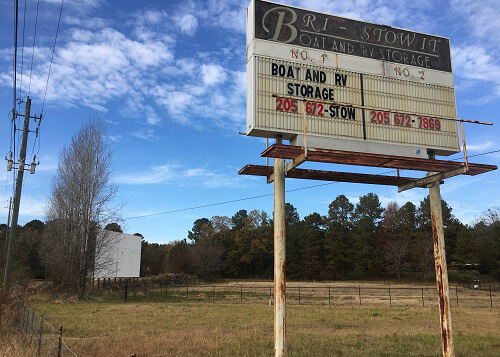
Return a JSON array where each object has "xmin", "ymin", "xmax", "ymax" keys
[{"xmin": 20, "ymin": 304, "xmax": 77, "ymax": 357}]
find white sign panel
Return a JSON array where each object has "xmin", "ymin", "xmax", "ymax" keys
[{"xmin": 246, "ymin": 0, "xmax": 460, "ymax": 156}]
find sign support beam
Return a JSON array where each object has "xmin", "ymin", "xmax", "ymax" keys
[
  {"xmin": 274, "ymin": 140, "xmax": 286, "ymax": 357},
  {"xmin": 428, "ymin": 151, "xmax": 455, "ymax": 357}
]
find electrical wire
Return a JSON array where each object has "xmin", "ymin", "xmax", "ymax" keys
[
  {"xmin": 12, "ymin": 0, "xmax": 19, "ymax": 112},
  {"xmin": 28, "ymin": 0, "xmax": 40, "ymax": 97},
  {"xmin": 18, "ymin": 0, "xmax": 27, "ymax": 103},
  {"xmin": 123, "ymin": 149, "xmax": 500, "ymax": 221},
  {"xmin": 124, "ymin": 168, "xmax": 398, "ymax": 221},
  {"xmin": 41, "ymin": 0, "xmax": 64, "ymax": 114}
]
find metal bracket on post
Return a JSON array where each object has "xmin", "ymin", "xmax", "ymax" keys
[
  {"xmin": 460, "ymin": 121, "xmax": 469, "ymax": 173},
  {"xmin": 398, "ymin": 166, "xmax": 467, "ymax": 192},
  {"xmin": 267, "ymin": 136, "xmax": 283, "ymax": 184}
]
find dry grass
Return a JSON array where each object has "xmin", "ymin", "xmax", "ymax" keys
[
  {"xmin": 31, "ymin": 302, "xmax": 500, "ymax": 357},
  {"xmin": 0, "ymin": 333, "xmax": 37, "ymax": 357}
]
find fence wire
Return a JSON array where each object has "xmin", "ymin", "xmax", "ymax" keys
[
  {"xmin": 91, "ymin": 278, "xmax": 498, "ymax": 308},
  {"xmin": 21, "ymin": 304, "xmax": 77, "ymax": 357}
]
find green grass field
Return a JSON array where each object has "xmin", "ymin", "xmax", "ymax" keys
[{"xmin": 31, "ymin": 301, "xmax": 499, "ymax": 357}]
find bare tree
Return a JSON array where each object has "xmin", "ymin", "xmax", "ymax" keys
[
  {"xmin": 384, "ymin": 237, "xmax": 410, "ymax": 280},
  {"xmin": 42, "ymin": 118, "xmax": 119, "ymax": 297}
]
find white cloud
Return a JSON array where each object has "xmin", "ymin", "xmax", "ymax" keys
[
  {"xmin": 452, "ymin": 46, "xmax": 500, "ymax": 103},
  {"xmin": 0, "ymin": 4, "xmax": 248, "ymax": 132},
  {"xmin": 175, "ymin": 14, "xmax": 198, "ymax": 35},
  {"xmin": 0, "ymin": 196, "xmax": 46, "ymax": 219},
  {"xmin": 201, "ymin": 64, "xmax": 227, "ymax": 86},
  {"xmin": 465, "ymin": 141, "xmax": 496, "ymax": 152},
  {"xmin": 451, "ymin": 0, "xmax": 500, "ymax": 49},
  {"xmin": 129, "ymin": 129, "xmax": 157, "ymax": 141},
  {"xmin": 116, "ymin": 163, "xmax": 253, "ymax": 188},
  {"xmin": 115, "ymin": 164, "xmax": 178, "ymax": 185},
  {"xmin": 108, "ymin": 134, "xmax": 123, "ymax": 143}
]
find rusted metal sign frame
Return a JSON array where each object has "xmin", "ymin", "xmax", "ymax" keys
[{"xmin": 240, "ymin": 140, "xmax": 496, "ymax": 357}]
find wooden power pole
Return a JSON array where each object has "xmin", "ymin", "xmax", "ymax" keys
[{"xmin": 3, "ymin": 97, "xmax": 31, "ymax": 291}]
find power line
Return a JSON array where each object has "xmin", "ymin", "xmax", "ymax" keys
[
  {"xmin": 123, "ymin": 149, "xmax": 500, "ymax": 221},
  {"xmin": 41, "ymin": 0, "xmax": 64, "ymax": 114},
  {"xmin": 12, "ymin": 0, "xmax": 19, "ymax": 112},
  {"xmin": 124, "ymin": 169, "xmax": 397, "ymax": 221},
  {"xmin": 18, "ymin": 0, "xmax": 27, "ymax": 103},
  {"xmin": 28, "ymin": 0, "xmax": 40, "ymax": 97}
]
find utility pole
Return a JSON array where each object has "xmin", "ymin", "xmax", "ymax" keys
[
  {"xmin": 5, "ymin": 197, "xmax": 12, "ymax": 252},
  {"xmin": 3, "ymin": 97, "xmax": 31, "ymax": 291}
]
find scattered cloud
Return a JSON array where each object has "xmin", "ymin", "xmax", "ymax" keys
[
  {"xmin": 0, "ymin": 196, "xmax": 46, "ymax": 219},
  {"xmin": 201, "ymin": 64, "xmax": 227, "ymax": 86},
  {"xmin": 452, "ymin": 46, "xmax": 500, "ymax": 103},
  {"xmin": 129, "ymin": 129, "xmax": 157, "ymax": 141},
  {"xmin": 175, "ymin": 14, "xmax": 198, "ymax": 35},
  {"xmin": 115, "ymin": 163, "xmax": 253, "ymax": 188},
  {"xmin": 465, "ymin": 141, "xmax": 496, "ymax": 152},
  {"xmin": 108, "ymin": 134, "xmax": 123, "ymax": 143},
  {"xmin": 451, "ymin": 0, "xmax": 500, "ymax": 50}
]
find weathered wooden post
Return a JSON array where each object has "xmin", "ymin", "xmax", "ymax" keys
[
  {"xmin": 274, "ymin": 148, "xmax": 286, "ymax": 357},
  {"xmin": 57, "ymin": 326, "xmax": 63, "ymax": 357},
  {"xmin": 428, "ymin": 151, "xmax": 454, "ymax": 357}
]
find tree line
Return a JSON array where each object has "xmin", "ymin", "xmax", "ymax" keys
[
  {"xmin": 140, "ymin": 194, "xmax": 499, "ymax": 282},
  {"xmin": 0, "ymin": 193, "xmax": 498, "ymax": 286}
]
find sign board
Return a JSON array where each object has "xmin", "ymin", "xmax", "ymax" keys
[{"xmin": 246, "ymin": 0, "xmax": 460, "ymax": 156}]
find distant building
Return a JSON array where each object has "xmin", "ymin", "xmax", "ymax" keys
[{"xmin": 94, "ymin": 231, "xmax": 142, "ymax": 278}]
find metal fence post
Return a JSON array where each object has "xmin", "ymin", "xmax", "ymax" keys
[
  {"xmin": 240, "ymin": 285, "xmax": 243, "ymax": 304},
  {"xmin": 165, "ymin": 284, "xmax": 168, "ymax": 299},
  {"xmin": 389, "ymin": 284, "xmax": 392, "ymax": 306},
  {"xmin": 422, "ymin": 286, "xmax": 425, "ymax": 307},
  {"xmin": 490, "ymin": 287, "xmax": 493, "ymax": 308},
  {"xmin": 213, "ymin": 286, "xmax": 215, "ymax": 303},
  {"xmin": 124, "ymin": 279, "xmax": 128, "ymax": 303},
  {"xmin": 186, "ymin": 284, "xmax": 189, "ymax": 299},
  {"xmin": 57, "ymin": 326, "xmax": 63, "ymax": 357},
  {"xmin": 144, "ymin": 281, "xmax": 147, "ymax": 297},
  {"xmin": 359, "ymin": 285, "xmax": 361, "ymax": 306},
  {"xmin": 456, "ymin": 286, "xmax": 458, "ymax": 306},
  {"xmin": 328, "ymin": 285, "xmax": 331, "ymax": 306},
  {"xmin": 298, "ymin": 286, "xmax": 301, "ymax": 305}
]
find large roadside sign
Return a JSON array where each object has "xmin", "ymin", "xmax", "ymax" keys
[{"xmin": 246, "ymin": 0, "xmax": 460, "ymax": 157}]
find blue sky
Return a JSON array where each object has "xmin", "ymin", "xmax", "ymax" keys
[{"xmin": 0, "ymin": 0, "xmax": 499, "ymax": 243}]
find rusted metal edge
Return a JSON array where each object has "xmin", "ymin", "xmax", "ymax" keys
[
  {"xmin": 239, "ymin": 164, "xmax": 420, "ymax": 186},
  {"xmin": 261, "ymin": 144, "xmax": 497, "ymax": 176},
  {"xmin": 285, "ymin": 153, "xmax": 306, "ymax": 172},
  {"xmin": 398, "ymin": 166, "xmax": 467, "ymax": 192}
]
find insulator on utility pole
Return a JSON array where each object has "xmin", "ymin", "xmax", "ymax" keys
[
  {"xmin": 30, "ymin": 156, "xmax": 37, "ymax": 174},
  {"xmin": 6, "ymin": 152, "xmax": 13, "ymax": 171}
]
